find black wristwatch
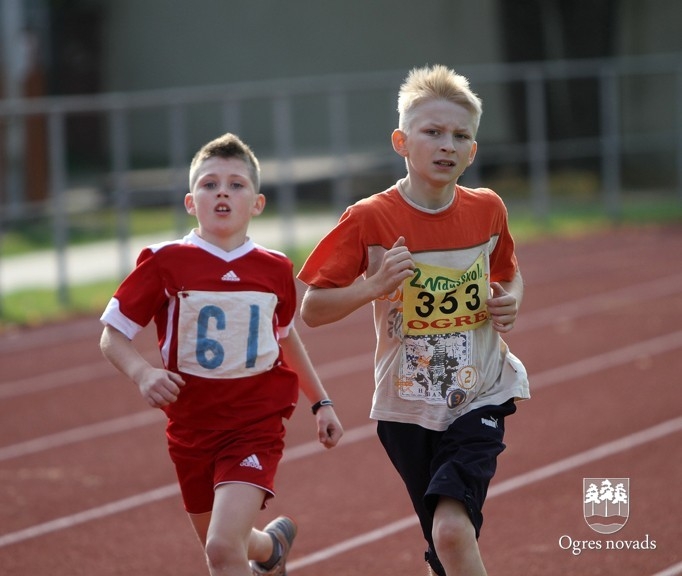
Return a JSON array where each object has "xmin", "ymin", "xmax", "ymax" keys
[{"xmin": 311, "ymin": 399, "xmax": 334, "ymax": 415}]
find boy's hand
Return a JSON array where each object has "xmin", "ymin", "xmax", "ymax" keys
[
  {"xmin": 488, "ymin": 282, "xmax": 519, "ymax": 333},
  {"xmin": 137, "ymin": 368, "xmax": 186, "ymax": 408},
  {"xmin": 315, "ymin": 407, "xmax": 344, "ymax": 449},
  {"xmin": 373, "ymin": 236, "xmax": 415, "ymax": 297}
]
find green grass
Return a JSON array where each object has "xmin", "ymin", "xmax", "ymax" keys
[
  {"xmin": 1, "ymin": 207, "xmax": 194, "ymax": 257},
  {"xmin": 0, "ymin": 280, "xmax": 122, "ymax": 330},
  {"xmin": 1, "ymin": 199, "xmax": 681, "ymax": 331}
]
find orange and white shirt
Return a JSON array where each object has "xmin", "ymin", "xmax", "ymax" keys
[{"xmin": 298, "ymin": 182, "xmax": 529, "ymax": 431}]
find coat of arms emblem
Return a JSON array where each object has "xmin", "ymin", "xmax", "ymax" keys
[{"xmin": 583, "ymin": 478, "xmax": 630, "ymax": 534}]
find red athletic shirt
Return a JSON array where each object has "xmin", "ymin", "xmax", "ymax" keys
[{"xmin": 101, "ymin": 230, "xmax": 299, "ymax": 429}]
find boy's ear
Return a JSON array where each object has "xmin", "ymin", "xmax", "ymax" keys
[
  {"xmin": 467, "ymin": 141, "xmax": 478, "ymax": 166},
  {"xmin": 251, "ymin": 193, "xmax": 266, "ymax": 216},
  {"xmin": 184, "ymin": 192, "xmax": 196, "ymax": 215},
  {"xmin": 391, "ymin": 129, "xmax": 408, "ymax": 157}
]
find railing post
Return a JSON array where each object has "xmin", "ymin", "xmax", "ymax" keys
[
  {"xmin": 677, "ymin": 65, "xmax": 682, "ymax": 202},
  {"xmin": 48, "ymin": 110, "xmax": 69, "ymax": 306},
  {"xmin": 168, "ymin": 103, "xmax": 188, "ymax": 236},
  {"xmin": 329, "ymin": 88, "xmax": 351, "ymax": 215},
  {"xmin": 273, "ymin": 94, "xmax": 296, "ymax": 251},
  {"xmin": 525, "ymin": 68, "xmax": 550, "ymax": 220},
  {"xmin": 108, "ymin": 106, "xmax": 132, "ymax": 278},
  {"xmin": 599, "ymin": 67, "xmax": 622, "ymax": 220},
  {"xmin": 222, "ymin": 98, "xmax": 241, "ymax": 134}
]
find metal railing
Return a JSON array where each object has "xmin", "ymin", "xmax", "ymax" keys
[{"xmin": 1, "ymin": 53, "xmax": 681, "ymax": 306}]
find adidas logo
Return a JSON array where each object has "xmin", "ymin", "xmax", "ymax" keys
[
  {"xmin": 221, "ymin": 270, "xmax": 240, "ymax": 282},
  {"xmin": 481, "ymin": 416, "xmax": 498, "ymax": 429},
  {"xmin": 239, "ymin": 454, "xmax": 263, "ymax": 470}
]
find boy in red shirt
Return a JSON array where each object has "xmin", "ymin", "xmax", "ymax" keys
[
  {"xmin": 298, "ymin": 65, "xmax": 529, "ymax": 575},
  {"xmin": 100, "ymin": 132, "xmax": 343, "ymax": 576}
]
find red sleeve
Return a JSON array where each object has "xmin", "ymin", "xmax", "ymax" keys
[
  {"xmin": 297, "ymin": 209, "xmax": 368, "ymax": 288},
  {"xmin": 113, "ymin": 248, "xmax": 170, "ymax": 328},
  {"xmin": 488, "ymin": 201, "xmax": 518, "ymax": 283}
]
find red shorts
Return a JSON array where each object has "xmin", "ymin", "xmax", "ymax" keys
[{"xmin": 166, "ymin": 415, "xmax": 286, "ymax": 514}]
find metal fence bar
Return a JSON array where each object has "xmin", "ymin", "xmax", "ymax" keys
[
  {"xmin": 2, "ymin": 53, "xmax": 682, "ymax": 307},
  {"xmin": 47, "ymin": 110, "xmax": 69, "ymax": 305},
  {"xmin": 272, "ymin": 93, "xmax": 296, "ymax": 250},
  {"xmin": 525, "ymin": 68, "xmax": 550, "ymax": 219},
  {"xmin": 108, "ymin": 107, "xmax": 132, "ymax": 280},
  {"xmin": 677, "ymin": 66, "xmax": 682, "ymax": 202},
  {"xmin": 168, "ymin": 103, "xmax": 189, "ymax": 237},
  {"xmin": 599, "ymin": 67, "xmax": 622, "ymax": 219},
  {"xmin": 329, "ymin": 88, "xmax": 351, "ymax": 215},
  {"xmin": 222, "ymin": 98, "xmax": 241, "ymax": 135}
]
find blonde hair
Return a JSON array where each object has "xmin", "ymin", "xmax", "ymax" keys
[
  {"xmin": 397, "ymin": 64, "xmax": 483, "ymax": 134},
  {"xmin": 189, "ymin": 132, "xmax": 261, "ymax": 191}
]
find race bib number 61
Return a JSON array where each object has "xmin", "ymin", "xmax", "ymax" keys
[
  {"xmin": 403, "ymin": 253, "xmax": 489, "ymax": 335},
  {"xmin": 177, "ymin": 290, "xmax": 279, "ymax": 379}
]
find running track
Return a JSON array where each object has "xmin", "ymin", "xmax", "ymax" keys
[{"xmin": 1, "ymin": 226, "xmax": 681, "ymax": 575}]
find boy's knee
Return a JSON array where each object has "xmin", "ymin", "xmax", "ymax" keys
[
  {"xmin": 432, "ymin": 499, "xmax": 476, "ymax": 551},
  {"xmin": 204, "ymin": 536, "xmax": 243, "ymax": 571}
]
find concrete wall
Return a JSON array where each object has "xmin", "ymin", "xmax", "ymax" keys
[
  {"xmin": 100, "ymin": 0, "xmax": 502, "ymax": 90},
  {"xmin": 47, "ymin": 1, "xmax": 682, "ymax": 184},
  {"xmin": 94, "ymin": 1, "xmax": 510, "ymax": 162}
]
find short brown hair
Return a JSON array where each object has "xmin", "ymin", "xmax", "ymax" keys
[{"xmin": 189, "ymin": 132, "xmax": 261, "ymax": 191}]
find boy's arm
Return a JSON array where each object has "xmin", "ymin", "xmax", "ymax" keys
[
  {"xmin": 100, "ymin": 325, "xmax": 185, "ymax": 408},
  {"xmin": 279, "ymin": 327, "xmax": 343, "ymax": 449},
  {"xmin": 300, "ymin": 281, "xmax": 378, "ymax": 327},
  {"xmin": 488, "ymin": 269, "xmax": 524, "ymax": 334},
  {"xmin": 301, "ymin": 236, "xmax": 414, "ymax": 327}
]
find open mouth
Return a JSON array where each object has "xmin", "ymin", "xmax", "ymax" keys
[
  {"xmin": 434, "ymin": 160, "xmax": 455, "ymax": 167},
  {"xmin": 215, "ymin": 204, "xmax": 231, "ymax": 213}
]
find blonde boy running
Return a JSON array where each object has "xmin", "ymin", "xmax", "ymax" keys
[
  {"xmin": 298, "ymin": 65, "xmax": 529, "ymax": 575},
  {"xmin": 100, "ymin": 133, "xmax": 343, "ymax": 576}
]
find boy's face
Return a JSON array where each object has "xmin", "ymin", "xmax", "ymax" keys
[
  {"xmin": 185, "ymin": 156, "xmax": 264, "ymax": 245},
  {"xmin": 393, "ymin": 98, "xmax": 478, "ymax": 188}
]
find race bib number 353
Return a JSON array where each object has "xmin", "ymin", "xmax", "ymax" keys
[
  {"xmin": 403, "ymin": 253, "xmax": 488, "ymax": 335},
  {"xmin": 177, "ymin": 290, "xmax": 279, "ymax": 379}
]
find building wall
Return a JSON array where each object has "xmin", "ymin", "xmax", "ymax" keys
[
  {"xmin": 95, "ymin": 0, "xmax": 509, "ymax": 162},
  {"xmin": 54, "ymin": 1, "xmax": 682, "ymax": 180},
  {"xmin": 100, "ymin": 0, "xmax": 502, "ymax": 90}
]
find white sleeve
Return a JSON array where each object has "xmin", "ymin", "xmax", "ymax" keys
[{"xmin": 99, "ymin": 298, "xmax": 145, "ymax": 340}]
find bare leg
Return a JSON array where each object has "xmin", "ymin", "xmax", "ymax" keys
[
  {"xmin": 187, "ymin": 483, "xmax": 273, "ymax": 576},
  {"xmin": 432, "ymin": 497, "xmax": 487, "ymax": 576}
]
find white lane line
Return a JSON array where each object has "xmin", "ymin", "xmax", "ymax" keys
[
  {"xmin": 0, "ymin": 422, "xmax": 376, "ymax": 548},
  {"xmin": 0, "ymin": 350, "xmax": 374, "ymax": 401},
  {"xmin": 0, "ymin": 362, "xmax": 111, "ymax": 400},
  {"xmin": 3, "ymin": 271, "xmax": 682, "ymax": 399},
  {"xmin": 515, "ymin": 272, "xmax": 682, "ymax": 333},
  {"xmin": 531, "ymin": 329, "xmax": 682, "ymax": 390},
  {"xmin": 287, "ymin": 415, "xmax": 682, "ymax": 572},
  {"xmin": 2, "ymin": 329, "xmax": 681, "ymax": 463},
  {"xmin": 0, "ymin": 410, "xmax": 164, "ymax": 462},
  {"xmin": 1, "ymin": 415, "xmax": 680, "ymax": 553},
  {"xmin": 0, "ymin": 485, "xmax": 180, "ymax": 549},
  {"xmin": 487, "ymin": 416, "xmax": 682, "ymax": 498},
  {"xmin": 652, "ymin": 561, "xmax": 682, "ymax": 576}
]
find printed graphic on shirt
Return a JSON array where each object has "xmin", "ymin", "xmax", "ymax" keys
[
  {"xmin": 176, "ymin": 290, "xmax": 279, "ymax": 379},
  {"xmin": 397, "ymin": 253, "xmax": 487, "ymax": 407},
  {"xmin": 397, "ymin": 332, "xmax": 477, "ymax": 406}
]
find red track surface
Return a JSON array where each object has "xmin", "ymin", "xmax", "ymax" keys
[{"xmin": 1, "ymin": 226, "xmax": 681, "ymax": 575}]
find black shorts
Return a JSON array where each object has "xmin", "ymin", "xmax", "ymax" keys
[{"xmin": 377, "ymin": 400, "xmax": 516, "ymax": 573}]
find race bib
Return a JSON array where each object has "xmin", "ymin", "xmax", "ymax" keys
[
  {"xmin": 176, "ymin": 290, "xmax": 279, "ymax": 379},
  {"xmin": 402, "ymin": 252, "xmax": 489, "ymax": 336}
]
